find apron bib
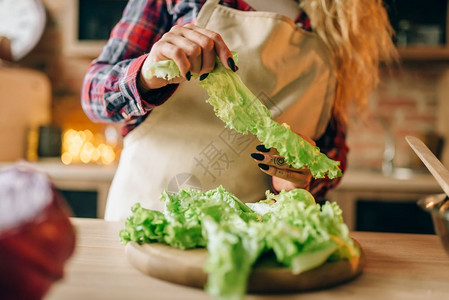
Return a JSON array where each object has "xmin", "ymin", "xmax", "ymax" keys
[{"xmin": 105, "ymin": 0, "xmax": 336, "ymax": 220}]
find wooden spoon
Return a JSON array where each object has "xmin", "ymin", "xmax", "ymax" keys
[{"xmin": 406, "ymin": 136, "xmax": 449, "ymax": 204}]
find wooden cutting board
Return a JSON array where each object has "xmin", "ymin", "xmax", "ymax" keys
[{"xmin": 125, "ymin": 239, "xmax": 365, "ymax": 293}]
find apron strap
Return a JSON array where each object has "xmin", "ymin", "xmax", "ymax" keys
[{"xmin": 196, "ymin": 0, "xmax": 220, "ymax": 28}]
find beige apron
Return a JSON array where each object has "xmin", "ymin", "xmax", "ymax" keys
[{"xmin": 105, "ymin": 0, "xmax": 336, "ymax": 221}]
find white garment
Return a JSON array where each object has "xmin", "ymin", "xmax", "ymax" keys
[{"xmin": 105, "ymin": 0, "xmax": 336, "ymax": 221}]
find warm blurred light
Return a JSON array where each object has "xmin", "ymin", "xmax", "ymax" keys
[
  {"xmin": 61, "ymin": 152, "xmax": 73, "ymax": 165},
  {"xmin": 426, "ymin": 202, "xmax": 435, "ymax": 209},
  {"xmin": 61, "ymin": 129, "xmax": 118, "ymax": 165}
]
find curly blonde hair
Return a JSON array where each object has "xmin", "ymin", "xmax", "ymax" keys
[{"xmin": 299, "ymin": 0, "xmax": 398, "ymax": 123}]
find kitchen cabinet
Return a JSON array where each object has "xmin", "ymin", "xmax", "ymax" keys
[
  {"xmin": 59, "ymin": 190, "xmax": 98, "ymax": 218},
  {"xmin": 62, "ymin": 0, "xmax": 449, "ymax": 60},
  {"xmin": 0, "ymin": 161, "xmax": 116, "ymax": 218},
  {"xmin": 327, "ymin": 169, "xmax": 443, "ymax": 232},
  {"xmin": 385, "ymin": 0, "xmax": 449, "ymax": 60},
  {"xmin": 64, "ymin": 0, "xmax": 128, "ymax": 57}
]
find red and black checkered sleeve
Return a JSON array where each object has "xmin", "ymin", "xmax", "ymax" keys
[{"xmin": 81, "ymin": 0, "xmax": 183, "ymax": 132}]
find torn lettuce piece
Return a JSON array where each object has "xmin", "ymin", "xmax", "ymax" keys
[
  {"xmin": 119, "ymin": 203, "xmax": 168, "ymax": 244},
  {"xmin": 247, "ymin": 188, "xmax": 316, "ymax": 216},
  {"xmin": 203, "ymin": 215, "xmax": 265, "ymax": 300},
  {"xmin": 142, "ymin": 59, "xmax": 181, "ymax": 81},
  {"xmin": 290, "ymin": 240, "xmax": 338, "ymax": 274},
  {"xmin": 260, "ymin": 190, "xmax": 359, "ymax": 273},
  {"xmin": 144, "ymin": 53, "xmax": 342, "ymax": 179}
]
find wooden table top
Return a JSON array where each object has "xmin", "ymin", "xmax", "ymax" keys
[{"xmin": 45, "ymin": 218, "xmax": 449, "ymax": 300}]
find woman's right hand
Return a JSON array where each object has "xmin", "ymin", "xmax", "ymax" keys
[{"xmin": 139, "ymin": 24, "xmax": 237, "ymax": 91}]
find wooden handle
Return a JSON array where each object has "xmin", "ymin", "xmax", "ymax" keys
[{"xmin": 406, "ymin": 135, "xmax": 449, "ymax": 197}]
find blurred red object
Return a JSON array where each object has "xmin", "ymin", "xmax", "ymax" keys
[{"xmin": 0, "ymin": 164, "xmax": 76, "ymax": 300}]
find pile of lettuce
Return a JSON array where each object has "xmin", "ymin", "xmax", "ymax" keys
[
  {"xmin": 120, "ymin": 186, "xmax": 359, "ymax": 300},
  {"xmin": 142, "ymin": 54, "xmax": 341, "ymax": 179}
]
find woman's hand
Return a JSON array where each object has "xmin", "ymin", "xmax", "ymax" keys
[
  {"xmin": 138, "ymin": 24, "xmax": 237, "ymax": 91},
  {"xmin": 251, "ymin": 136, "xmax": 316, "ymax": 192}
]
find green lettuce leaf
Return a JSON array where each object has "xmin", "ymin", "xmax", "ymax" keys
[
  {"xmin": 119, "ymin": 203, "xmax": 168, "ymax": 244},
  {"xmin": 144, "ymin": 53, "xmax": 342, "ymax": 179},
  {"xmin": 247, "ymin": 188, "xmax": 315, "ymax": 215},
  {"xmin": 120, "ymin": 186, "xmax": 261, "ymax": 300},
  {"xmin": 259, "ymin": 190, "xmax": 359, "ymax": 273},
  {"xmin": 203, "ymin": 216, "xmax": 265, "ymax": 300},
  {"xmin": 142, "ymin": 59, "xmax": 181, "ymax": 81},
  {"xmin": 120, "ymin": 186, "xmax": 359, "ymax": 300}
]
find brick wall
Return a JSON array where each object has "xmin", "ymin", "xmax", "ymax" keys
[
  {"xmin": 13, "ymin": 1, "xmax": 449, "ymax": 170},
  {"xmin": 347, "ymin": 62, "xmax": 449, "ymax": 171}
]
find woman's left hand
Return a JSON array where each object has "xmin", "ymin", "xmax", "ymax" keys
[{"xmin": 251, "ymin": 144, "xmax": 313, "ymax": 192}]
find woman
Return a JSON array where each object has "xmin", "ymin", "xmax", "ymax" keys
[{"xmin": 82, "ymin": 0, "xmax": 396, "ymax": 220}]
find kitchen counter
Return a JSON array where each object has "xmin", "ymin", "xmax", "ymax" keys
[
  {"xmin": 338, "ymin": 168, "xmax": 441, "ymax": 193},
  {"xmin": 46, "ymin": 218, "xmax": 449, "ymax": 300}
]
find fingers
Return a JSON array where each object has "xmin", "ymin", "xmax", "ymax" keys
[
  {"xmin": 251, "ymin": 152, "xmax": 291, "ymax": 170},
  {"xmin": 258, "ymin": 163, "xmax": 312, "ymax": 189},
  {"xmin": 252, "ymin": 145, "xmax": 293, "ymax": 170},
  {"xmin": 142, "ymin": 39, "xmax": 191, "ymax": 89},
  {"xmin": 143, "ymin": 24, "xmax": 238, "ymax": 89},
  {"xmin": 150, "ymin": 32, "xmax": 193, "ymax": 78},
  {"xmin": 255, "ymin": 144, "xmax": 279, "ymax": 156},
  {"xmin": 184, "ymin": 24, "xmax": 237, "ymax": 72},
  {"xmin": 163, "ymin": 33, "xmax": 202, "ymax": 74},
  {"xmin": 170, "ymin": 25, "xmax": 217, "ymax": 75},
  {"xmin": 148, "ymin": 24, "xmax": 236, "ymax": 78},
  {"xmin": 251, "ymin": 143, "xmax": 313, "ymax": 190},
  {"xmin": 251, "ymin": 152, "xmax": 311, "ymax": 178}
]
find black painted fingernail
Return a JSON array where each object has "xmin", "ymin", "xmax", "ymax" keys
[
  {"xmin": 256, "ymin": 145, "xmax": 271, "ymax": 153},
  {"xmin": 258, "ymin": 163, "xmax": 269, "ymax": 171},
  {"xmin": 199, "ymin": 73, "xmax": 209, "ymax": 81},
  {"xmin": 227, "ymin": 57, "xmax": 237, "ymax": 72},
  {"xmin": 186, "ymin": 71, "xmax": 191, "ymax": 81},
  {"xmin": 251, "ymin": 153, "xmax": 264, "ymax": 161}
]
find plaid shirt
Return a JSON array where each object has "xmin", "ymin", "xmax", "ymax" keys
[{"xmin": 81, "ymin": 0, "xmax": 347, "ymax": 201}]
